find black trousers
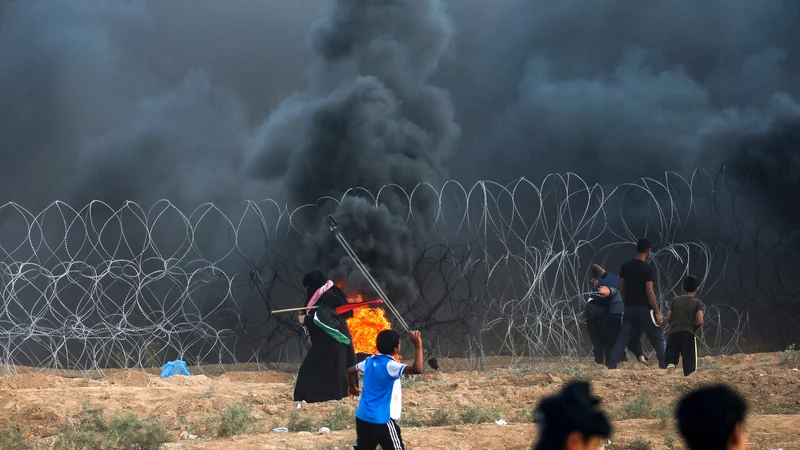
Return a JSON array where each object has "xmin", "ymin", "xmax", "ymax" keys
[
  {"xmin": 355, "ymin": 418, "xmax": 405, "ymax": 450},
  {"xmin": 587, "ymin": 305, "xmax": 646, "ymax": 365},
  {"xmin": 605, "ymin": 313, "xmax": 645, "ymax": 361},
  {"xmin": 608, "ymin": 307, "xmax": 667, "ymax": 369},
  {"xmin": 665, "ymin": 330, "xmax": 697, "ymax": 376},
  {"xmin": 586, "ymin": 303, "xmax": 608, "ymax": 364}
]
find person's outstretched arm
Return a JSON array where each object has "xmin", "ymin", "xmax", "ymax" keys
[{"xmin": 401, "ymin": 331, "xmax": 424, "ymax": 375}]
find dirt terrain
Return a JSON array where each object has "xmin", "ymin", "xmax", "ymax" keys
[{"xmin": 0, "ymin": 352, "xmax": 798, "ymax": 449}]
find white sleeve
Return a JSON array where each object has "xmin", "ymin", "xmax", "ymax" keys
[
  {"xmin": 386, "ymin": 360, "xmax": 406, "ymax": 379},
  {"xmin": 356, "ymin": 360, "xmax": 366, "ymax": 372}
]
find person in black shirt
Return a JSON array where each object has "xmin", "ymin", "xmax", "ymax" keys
[{"xmin": 606, "ymin": 238, "xmax": 667, "ymax": 369}]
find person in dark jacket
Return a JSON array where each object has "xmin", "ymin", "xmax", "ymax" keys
[
  {"xmin": 293, "ymin": 270, "xmax": 358, "ymax": 403},
  {"xmin": 587, "ymin": 264, "xmax": 648, "ymax": 366}
]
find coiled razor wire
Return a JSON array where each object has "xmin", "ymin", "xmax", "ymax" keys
[{"xmin": 0, "ymin": 171, "xmax": 771, "ymax": 376}]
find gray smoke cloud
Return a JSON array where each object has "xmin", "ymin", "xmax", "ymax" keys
[
  {"xmin": 445, "ymin": 0, "xmax": 800, "ymax": 210},
  {"xmin": 0, "ymin": 0, "xmax": 323, "ymax": 209}
]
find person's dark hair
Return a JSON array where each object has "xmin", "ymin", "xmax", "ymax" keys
[
  {"xmin": 635, "ymin": 238, "xmax": 652, "ymax": 254},
  {"xmin": 676, "ymin": 384, "xmax": 747, "ymax": 450},
  {"xmin": 532, "ymin": 381, "xmax": 611, "ymax": 450},
  {"xmin": 376, "ymin": 329, "xmax": 401, "ymax": 355},
  {"xmin": 683, "ymin": 275, "xmax": 700, "ymax": 293},
  {"xmin": 590, "ymin": 264, "xmax": 603, "ymax": 280}
]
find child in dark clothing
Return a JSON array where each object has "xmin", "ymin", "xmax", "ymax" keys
[
  {"xmin": 665, "ymin": 275, "xmax": 705, "ymax": 376},
  {"xmin": 347, "ymin": 330, "xmax": 423, "ymax": 450}
]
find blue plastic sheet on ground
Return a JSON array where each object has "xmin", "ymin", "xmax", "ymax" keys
[{"xmin": 160, "ymin": 360, "xmax": 190, "ymax": 378}]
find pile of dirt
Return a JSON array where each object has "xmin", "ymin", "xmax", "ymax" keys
[
  {"xmin": 103, "ymin": 369, "xmax": 155, "ymax": 387},
  {"xmin": 0, "ymin": 373, "xmax": 65, "ymax": 390}
]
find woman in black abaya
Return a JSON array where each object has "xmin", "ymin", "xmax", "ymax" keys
[{"xmin": 293, "ymin": 271, "xmax": 357, "ymax": 403}]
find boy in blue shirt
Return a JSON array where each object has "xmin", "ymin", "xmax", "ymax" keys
[{"xmin": 347, "ymin": 329, "xmax": 423, "ymax": 450}]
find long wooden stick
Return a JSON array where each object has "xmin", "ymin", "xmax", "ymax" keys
[
  {"xmin": 272, "ymin": 299, "xmax": 384, "ymax": 315},
  {"xmin": 271, "ymin": 306, "xmax": 318, "ymax": 314}
]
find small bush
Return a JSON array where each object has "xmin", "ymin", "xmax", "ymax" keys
[
  {"xmin": 628, "ymin": 437, "xmax": 652, "ymax": 450},
  {"xmin": 614, "ymin": 392, "xmax": 655, "ymax": 420},
  {"xmin": 398, "ymin": 409, "xmax": 423, "ymax": 428},
  {"xmin": 780, "ymin": 344, "xmax": 798, "ymax": 365},
  {"xmin": 287, "ymin": 411, "xmax": 319, "ymax": 432},
  {"xmin": 107, "ymin": 413, "xmax": 170, "ymax": 450},
  {"xmin": 509, "ymin": 365, "xmax": 532, "ymax": 377},
  {"xmin": 664, "ymin": 435, "xmax": 681, "ymax": 450},
  {"xmin": 400, "ymin": 375, "xmax": 425, "ymax": 388},
  {"xmin": 698, "ymin": 357, "xmax": 722, "ymax": 371},
  {"xmin": 514, "ymin": 409, "xmax": 534, "ymax": 423},
  {"xmin": 459, "ymin": 406, "xmax": 500, "ymax": 425},
  {"xmin": 199, "ymin": 382, "xmax": 217, "ymax": 399},
  {"xmin": 428, "ymin": 408, "xmax": 459, "ymax": 427},
  {"xmin": 53, "ymin": 404, "xmax": 170, "ymax": 450},
  {"xmin": 655, "ymin": 406, "xmax": 672, "ymax": 429},
  {"xmin": 0, "ymin": 424, "xmax": 30, "ymax": 450},
  {"xmin": 217, "ymin": 403, "xmax": 258, "ymax": 437},
  {"xmin": 323, "ymin": 405, "xmax": 353, "ymax": 431}
]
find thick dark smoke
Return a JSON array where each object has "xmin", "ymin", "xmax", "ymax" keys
[
  {"xmin": 247, "ymin": 0, "xmax": 459, "ymax": 302},
  {"xmin": 437, "ymin": 0, "xmax": 800, "ymax": 343},
  {"xmin": 445, "ymin": 0, "xmax": 800, "ymax": 196},
  {"xmin": 0, "ymin": 0, "xmax": 323, "ymax": 209}
]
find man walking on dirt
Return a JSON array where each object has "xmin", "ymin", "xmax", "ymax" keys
[{"xmin": 606, "ymin": 238, "xmax": 667, "ymax": 369}]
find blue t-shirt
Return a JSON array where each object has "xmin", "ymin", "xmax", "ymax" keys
[
  {"xmin": 598, "ymin": 272, "xmax": 620, "ymax": 290},
  {"xmin": 588, "ymin": 272, "xmax": 624, "ymax": 314},
  {"xmin": 355, "ymin": 354, "xmax": 406, "ymax": 424}
]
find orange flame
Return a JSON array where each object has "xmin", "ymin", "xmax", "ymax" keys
[{"xmin": 344, "ymin": 293, "xmax": 401, "ymax": 361}]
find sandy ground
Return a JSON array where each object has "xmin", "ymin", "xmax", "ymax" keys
[{"xmin": 1, "ymin": 352, "xmax": 798, "ymax": 449}]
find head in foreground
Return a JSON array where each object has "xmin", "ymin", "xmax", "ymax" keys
[
  {"xmin": 531, "ymin": 380, "xmax": 611, "ymax": 450},
  {"xmin": 376, "ymin": 329, "xmax": 401, "ymax": 356},
  {"xmin": 676, "ymin": 384, "xmax": 748, "ymax": 450}
]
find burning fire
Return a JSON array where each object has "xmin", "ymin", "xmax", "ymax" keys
[{"xmin": 344, "ymin": 293, "xmax": 401, "ymax": 361}]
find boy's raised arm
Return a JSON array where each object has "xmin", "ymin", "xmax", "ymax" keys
[{"xmin": 401, "ymin": 331, "xmax": 424, "ymax": 375}]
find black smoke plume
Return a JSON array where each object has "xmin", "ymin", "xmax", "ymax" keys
[{"xmin": 247, "ymin": 0, "xmax": 460, "ymax": 303}]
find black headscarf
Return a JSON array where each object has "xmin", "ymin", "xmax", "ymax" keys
[
  {"xmin": 532, "ymin": 381, "xmax": 611, "ymax": 450},
  {"xmin": 303, "ymin": 271, "xmax": 327, "ymax": 296}
]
